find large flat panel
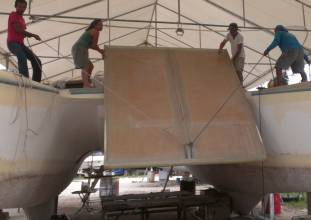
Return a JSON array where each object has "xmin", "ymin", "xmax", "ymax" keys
[{"xmin": 104, "ymin": 46, "xmax": 265, "ymax": 168}]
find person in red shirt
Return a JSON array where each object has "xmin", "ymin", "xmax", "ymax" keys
[{"xmin": 7, "ymin": 0, "xmax": 42, "ymax": 82}]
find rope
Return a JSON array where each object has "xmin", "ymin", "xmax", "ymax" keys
[
  {"xmin": 9, "ymin": 74, "xmax": 23, "ymax": 125},
  {"xmin": 161, "ymin": 166, "xmax": 174, "ymax": 192},
  {"xmin": 243, "ymin": 55, "xmax": 264, "ymax": 82},
  {"xmin": 22, "ymin": 77, "xmax": 39, "ymax": 158},
  {"xmin": 192, "ymin": 85, "xmax": 240, "ymax": 144},
  {"xmin": 11, "ymin": 74, "xmax": 25, "ymax": 162},
  {"xmin": 26, "ymin": 38, "xmax": 49, "ymax": 80}
]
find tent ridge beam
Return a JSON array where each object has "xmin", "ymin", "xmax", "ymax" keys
[
  {"xmin": 201, "ymin": 0, "xmax": 274, "ymax": 36},
  {"xmin": 24, "ymin": 2, "xmax": 156, "ymax": 48},
  {"xmin": 0, "ymin": 2, "xmax": 156, "ymax": 35},
  {"xmin": 295, "ymin": 0, "xmax": 311, "ymax": 10},
  {"xmin": 157, "ymin": 3, "xmax": 275, "ymax": 60}
]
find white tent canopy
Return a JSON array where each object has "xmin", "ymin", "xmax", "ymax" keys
[{"xmin": 0, "ymin": 0, "xmax": 310, "ymax": 89}]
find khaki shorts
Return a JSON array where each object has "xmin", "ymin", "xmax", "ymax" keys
[
  {"xmin": 276, "ymin": 48, "xmax": 304, "ymax": 73},
  {"xmin": 233, "ymin": 57, "xmax": 245, "ymax": 73}
]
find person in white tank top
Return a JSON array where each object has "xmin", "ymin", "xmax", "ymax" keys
[{"xmin": 218, "ymin": 23, "xmax": 245, "ymax": 83}]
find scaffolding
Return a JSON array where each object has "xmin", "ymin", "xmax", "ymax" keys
[{"xmin": 0, "ymin": 0, "xmax": 310, "ymax": 89}]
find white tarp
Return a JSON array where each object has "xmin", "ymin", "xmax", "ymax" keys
[{"xmin": 0, "ymin": 0, "xmax": 310, "ymax": 88}]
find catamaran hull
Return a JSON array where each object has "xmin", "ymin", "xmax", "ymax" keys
[
  {"xmin": 188, "ymin": 83, "xmax": 311, "ymax": 214},
  {"xmin": 189, "ymin": 163, "xmax": 311, "ymax": 214},
  {"xmin": 0, "ymin": 72, "xmax": 104, "ymax": 212}
]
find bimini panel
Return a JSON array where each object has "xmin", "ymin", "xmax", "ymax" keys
[{"xmin": 104, "ymin": 46, "xmax": 265, "ymax": 168}]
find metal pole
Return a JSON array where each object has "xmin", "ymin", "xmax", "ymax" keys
[
  {"xmin": 269, "ymin": 194, "xmax": 274, "ymax": 220},
  {"xmin": 307, "ymin": 192, "xmax": 311, "ymax": 214},
  {"xmin": 145, "ymin": 2, "xmax": 157, "ymax": 45},
  {"xmin": 41, "ymin": 26, "xmax": 147, "ymax": 67},
  {"xmin": 5, "ymin": 54, "xmax": 9, "ymax": 70},
  {"xmin": 296, "ymin": 0, "xmax": 311, "ymax": 10},
  {"xmin": 201, "ymin": 0, "xmax": 274, "ymax": 36},
  {"xmin": 161, "ymin": 166, "xmax": 173, "ymax": 192},
  {"xmin": 57, "ymin": 37, "xmax": 60, "ymax": 56},
  {"xmin": 157, "ymin": 3, "xmax": 275, "ymax": 88},
  {"xmin": 28, "ymin": 0, "xmax": 32, "ymax": 15},
  {"xmin": 302, "ymin": 1, "xmax": 306, "ymax": 28},
  {"xmin": 177, "ymin": 0, "xmax": 181, "ymax": 24},
  {"xmin": 155, "ymin": 1, "xmax": 158, "ymax": 47},
  {"xmin": 157, "ymin": 3, "xmax": 272, "ymax": 58},
  {"xmin": 199, "ymin": 25, "xmax": 202, "ymax": 48},
  {"xmin": 43, "ymin": 26, "xmax": 148, "ymax": 81},
  {"xmin": 0, "ymin": 11, "xmax": 310, "ymax": 32},
  {"xmin": 242, "ymin": 0, "xmax": 246, "ymax": 27},
  {"xmin": 107, "ymin": 0, "xmax": 111, "ymax": 46},
  {"xmin": 28, "ymin": 3, "xmax": 156, "ymax": 48}
]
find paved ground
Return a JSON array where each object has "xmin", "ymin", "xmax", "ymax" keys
[{"xmin": 3, "ymin": 176, "xmax": 308, "ymax": 220}]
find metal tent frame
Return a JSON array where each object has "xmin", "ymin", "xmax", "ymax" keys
[{"xmin": 0, "ymin": 0, "xmax": 309, "ymax": 88}]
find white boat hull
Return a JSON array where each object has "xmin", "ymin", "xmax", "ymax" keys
[
  {"xmin": 188, "ymin": 82, "xmax": 311, "ymax": 214},
  {"xmin": 0, "ymin": 71, "xmax": 104, "ymax": 209}
]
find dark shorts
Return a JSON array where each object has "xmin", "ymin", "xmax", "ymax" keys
[
  {"xmin": 276, "ymin": 48, "xmax": 305, "ymax": 73},
  {"xmin": 72, "ymin": 44, "xmax": 90, "ymax": 69}
]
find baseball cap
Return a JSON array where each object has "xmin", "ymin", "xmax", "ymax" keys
[
  {"xmin": 228, "ymin": 22, "xmax": 239, "ymax": 30},
  {"xmin": 274, "ymin": 25, "xmax": 288, "ymax": 32}
]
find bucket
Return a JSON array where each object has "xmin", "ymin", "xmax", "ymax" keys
[{"xmin": 99, "ymin": 177, "xmax": 119, "ymax": 198}]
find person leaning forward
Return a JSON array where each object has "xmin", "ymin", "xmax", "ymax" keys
[
  {"xmin": 264, "ymin": 25, "xmax": 310, "ymax": 86},
  {"xmin": 218, "ymin": 22, "xmax": 245, "ymax": 83},
  {"xmin": 7, "ymin": 0, "xmax": 42, "ymax": 82},
  {"xmin": 72, "ymin": 19, "xmax": 105, "ymax": 88}
]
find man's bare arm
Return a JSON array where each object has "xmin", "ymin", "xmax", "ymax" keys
[
  {"xmin": 13, "ymin": 22, "xmax": 41, "ymax": 41},
  {"xmin": 218, "ymin": 39, "xmax": 228, "ymax": 54}
]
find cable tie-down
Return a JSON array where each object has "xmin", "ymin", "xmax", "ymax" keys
[{"xmin": 184, "ymin": 142, "xmax": 193, "ymax": 159}]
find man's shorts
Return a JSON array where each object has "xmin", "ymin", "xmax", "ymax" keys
[
  {"xmin": 276, "ymin": 48, "xmax": 305, "ymax": 73},
  {"xmin": 233, "ymin": 57, "xmax": 245, "ymax": 73}
]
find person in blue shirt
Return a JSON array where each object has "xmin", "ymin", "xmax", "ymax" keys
[{"xmin": 264, "ymin": 25, "xmax": 310, "ymax": 86}]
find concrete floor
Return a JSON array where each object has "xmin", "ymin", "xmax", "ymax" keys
[{"xmin": 3, "ymin": 177, "xmax": 308, "ymax": 220}]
